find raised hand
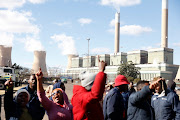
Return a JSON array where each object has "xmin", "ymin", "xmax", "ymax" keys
[
  {"xmin": 36, "ymin": 68, "xmax": 43, "ymax": 80},
  {"xmin": 149, "ymin": 78, "xmax": 162, "ymax": 90},
  {"xmin": 98, "ymin": 55, "xmax": 106, "ymax": 72},
  {"xmin": 4, "ymin": 77, "xmax": 14, "ymax": 88}
]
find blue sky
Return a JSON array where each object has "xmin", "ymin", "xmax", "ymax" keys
[{"xmin": 0, "ymin": 0, "xmax": 180, "ymax": 71}]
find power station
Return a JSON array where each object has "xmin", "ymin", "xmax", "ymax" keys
[
  {"xmin": 66, "ymin": 0, "xmax": 180, "ymax": 82},
  {"xmin": 0, "ymin": 45, "xmax": 12, "ymax": 67}
]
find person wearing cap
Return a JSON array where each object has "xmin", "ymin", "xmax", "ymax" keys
[
  {"xmin": 151, "ymin": 77, "xmax": 179, "ymax": 120},
  {"xmin": 103, "ymin": 74, "xmax": 130, "ymax": 120},
  {"xmin": 4, "ymin": 78, "xmax": 32, "ymax": 120},
  {"xmin": 71, "ymin": 56, "xmax": 106, "ymax": 120},
  {"xmin": 127, "ymin": 79, "xmax": 162, "ymax": 120},
  {"xmin": 36, "ymin": 68, "xmax": 73, "ymax": 120}
]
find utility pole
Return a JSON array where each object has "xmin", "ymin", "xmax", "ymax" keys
[{"xmin": 87, "ymin": 38, "xmax": 90, "ymax": 70}]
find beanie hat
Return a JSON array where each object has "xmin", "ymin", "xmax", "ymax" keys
[
  {"xmin": 53, "ymin": 82, "xmax": 62, "ymax": 90},
  {"xmin": 14, "ymin": 89, "xmax": 30, "ymax": 102},
  {"xmin": 115, "ymin": 75, "xmax": 130, "ymax": 87},
  {"xmin": 79, "ymin": 71, "xmax": 97, "ymax": 91}
]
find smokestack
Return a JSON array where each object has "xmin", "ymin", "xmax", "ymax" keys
[
  {"xmin": 161, "ymin": 0, "xmax": 168, "ymax": 48},
  {"xmin": 32, "ymin": 51, "xmax": 48, "ymax": 77},
  {"xmin": 67, "ymin": 54, "xmax": 78, "ymax": 69},
  {"xmin": 114, "ymin": 12, "xmax": 120, "ymax": 54},
  {"xmin": 0, "ymin": 45, "xmax": 12, "ymax": 67}
]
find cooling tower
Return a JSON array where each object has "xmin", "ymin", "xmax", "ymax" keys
[
  {"xmin": 0, "ymin": 45, "xmax": 12, "ymax": 67},
  {"xmin": 175, "ymin": 66, "xmax": 180, "ymax": 81},
  {"xmin": 67, "ymin": 54, "xmax": 78, "ymax": 69},
  {"xmin": 161, "ymin": 0, "xmax": 168, "ymax": 48},
  {"xmin": 114, "ymin": 12, "xmax": 120, "ymax": 54},
  {"xmin": 32, "ymin": 51, "xmax": 48, "ymax": 77}
]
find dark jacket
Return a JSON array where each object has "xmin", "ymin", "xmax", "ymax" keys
[
  {"xmin": 4, "ymin": 87, "xmax": 30, "ymax": 120},
  {"xmin": 151, "ymin": 90, "xmax": 179, "ymax": 120},
  {"xmin": 176, "ymin": 101, "xmax": 180, "ymax": 120},
  {"xmin": 127, "ymin": 86, "xmax": 154, "ymax": 120},
  {"xmin": 71, "ymin": 72, "xmax": 106, "ymax": 120},
  {"xmin": 21, "ymin": 85, "xmax": 45, "ymax": 120},
  {"xmin": 103, "ymin": 87, "xmax": 124, "ymax": 120}
]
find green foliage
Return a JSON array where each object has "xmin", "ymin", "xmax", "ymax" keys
[
  {"xmin": 134, "ymin": 78, "xmax": 141, "ymax": 83},
  {"xmin": 117, "ymin": 61, "xmax": 141, "ymax": 82}
]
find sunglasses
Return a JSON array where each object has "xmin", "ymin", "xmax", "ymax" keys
[{"xmin": 51, "ymin": 90, "xmax": 62, "ymax": 96}]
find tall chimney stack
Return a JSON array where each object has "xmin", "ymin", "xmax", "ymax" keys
[
  {"xmin": 32, "ymin": 51, "xmax": 48, "ymax": 77},
  {"xmin": 0, "ymin": 45, "xmax": 12, "ymax": 67},
  {"xmin": 114, "ymin": 12, "xmax": 120, "ymax": 54},
  {"xmin": 161, "ymin": 0, "xmax": 168, "ymax": 48}
]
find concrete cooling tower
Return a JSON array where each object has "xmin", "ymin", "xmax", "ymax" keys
[
  {"xmin": 0, "ymin": 45, "xmax": 12, "ymax": 67},
  {"xmin": 161, "ymin": 0, "xmax": 168, "ymax": 48},
  {"xmin": 67, "ymin": 54, "xmax": 78, "ymax": 69},
  {"xmin": 32, "ymin": 51, "xmax": 48, "ymax": 77}
]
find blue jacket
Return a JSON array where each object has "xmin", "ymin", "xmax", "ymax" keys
[
  {"xmin": 127, "ymin": 86, "xmax": 154, "ymax": 120},
  {"xmin": 176, "ymin": 101, "xmax": 180, "ymax": 120},
  {"xmin": 21, "ymin": 85, "xmax": 45, "ymax": 120},
  {"xmin": 103, "ymin": 87, "xmax": 124, "ymax": 120},
  {"xmin": 151, "ymin": 90, "xmax": 179, "ymax": 120}
]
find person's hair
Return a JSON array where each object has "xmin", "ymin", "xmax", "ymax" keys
[{"xmin": 137, "ymin": 80, "xmax": 149, "ymax": 91}]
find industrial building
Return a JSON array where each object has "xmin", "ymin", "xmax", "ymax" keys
[{"xmin": 66, "ymin": 0, "xmax": 180, "ymax": 82}]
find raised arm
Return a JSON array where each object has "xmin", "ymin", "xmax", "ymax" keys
[
  {"xmin": 83, "ymin": 56, "xmax": 107, "ymax": 102},
  {"xmin": 4, "ymin": 78, "xmax": 14, "ymax": 120}
]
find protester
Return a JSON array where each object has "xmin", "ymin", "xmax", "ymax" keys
[
  {"xmin": 4, "ymin": 78, "xmax": 32, "ymax": 120},
  {"xmin": 176, "ymin": 101, "xmax": 180, "ymax": 120},
  {"xmin": 36, "ymin": 68, "xmax": 73, "ymax": 120},
  {"xmin": 121, "ymin": 81, "xmax": 136, "ymax": 120},
  {"xmin": 71, "ymin": 56, "xmax": 106, "ymax": 120},
  {"xmin": 127, "ymin": 80, "xmax": 160, "ymax": 120},
  {"xmin": 46, "ymin": 79, "xmax": 58, "ymax": 98},
  {"xmin": 151, "ymin": 77, "xmax": 179, "ymax": 120},
  {"xmin": 19, "ymin": 74, "xmax": 45, "ymax": 120},
  {"xmin": 103, "ymin": 75, "xmax": 129, "ymax": 120}
]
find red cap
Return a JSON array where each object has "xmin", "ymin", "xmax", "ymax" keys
[{"xmin": 115, "ymin": 75, "xmax": 130, "ymax": 87}]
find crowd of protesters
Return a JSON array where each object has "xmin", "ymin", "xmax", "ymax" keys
[{"xmin": 3, "ymin": 57, "xmax": 180, "ymax": 120}]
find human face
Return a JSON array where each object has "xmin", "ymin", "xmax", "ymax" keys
[
  {"xmin": 17, "ymin": 92, "xmax": 29, "ymax": 108},
  {"xmin": 52, "ymin": 89, "xmax": 64, "ymax": 105},
  {"xmin": 155, "ymin": 82, "xmax": 162, "ymax": 94},
  {"xmin": 28, "ymin": 75, "xmax": 37, "ymax": 90}
]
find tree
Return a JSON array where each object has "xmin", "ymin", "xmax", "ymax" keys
[{"xmin": 117, "ymin": 61, "xmax": 141, "ymax": 82}]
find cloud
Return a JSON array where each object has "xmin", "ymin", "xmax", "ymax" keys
[
  {"xmin": 28, "ymin": 0, "xmax": 47, "ymax": 4},
  {"xmin": 0, "ymin": 0, "xmax": 46, "ymax": 10},
  {"xmin": 0, "ymin": 10, "xmax": 39, "ymax": 34},
  {"xmin": 0, "ymin": 0, "xmax": 26, "ymax": 9},
  {"xmin": 51, "ymin": 34, "xmax": 78, "ymax": 55},
  {"xmin": 91, "ymin": 47, "xmax": 111, "ymax": 54},
  {"xmin": 0, "ymin": 32, "xmax": 14, "ymax": 46},
  {"xmin": 108, "ymin": 25, "xmax": 152, "ymax": 35},
  {"xmin": 78, "ymin": 18, "xmax": 92, "ymax": 26},
  {"xmin": 54, "ymin": 22, "xmax": 71, "ymax": 27},
  {"xmin": 173, "ymin": 43, "xmax": 180, "ymax": 47},
  {"xmin": 100, "ymin": 0, "xmax": 141, "ymax": 11},
  {"xmin": 24, "ymin": 36, "xmax": 44, "ymax": 52},
  {"xmin": 120, "ymin": 25, "xmax": 152, "ymax": 35}
]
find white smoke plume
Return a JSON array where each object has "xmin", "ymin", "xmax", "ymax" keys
[
  {"xmin": 51, "ymin": 34, "xmax": 78, "ymax": 55},
  {"xmin": 100, "ymin": 0, "xmax": 141, "ymax": 11}
]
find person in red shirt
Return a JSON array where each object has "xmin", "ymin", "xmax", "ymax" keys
[{"xmin": 71, "ymin": 56, "xmax": 107, "ymax": 120}]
